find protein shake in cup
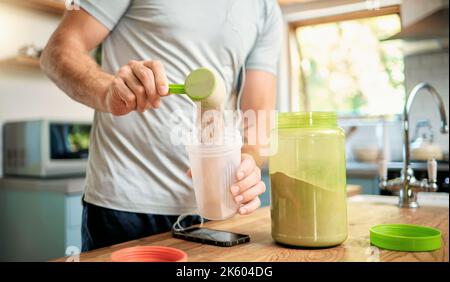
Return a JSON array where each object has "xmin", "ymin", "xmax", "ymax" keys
[
  {"xmin": 186, "ymin": 133, "xmax": 242, "ymax": 220},
  {"xmin": 177, "ymin": 68, "xmax": 242, "ymax": 220}
]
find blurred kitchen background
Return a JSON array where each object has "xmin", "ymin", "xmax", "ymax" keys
[{"xmin": 0, "ymin": 0, "xmax": 448, "ymax": 261}]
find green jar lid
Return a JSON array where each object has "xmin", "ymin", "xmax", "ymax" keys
[
  {"xmin": 370, "ymin": 224, "xmax": 442, "ymax": 252},
  {"xmin": 277, "ymin": 112, "xmax": 337, "ymax": 129}
]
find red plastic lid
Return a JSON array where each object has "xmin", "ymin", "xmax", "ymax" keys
[{"xmin": 111, "ymin": 246, "xmax": 188, "ymax": 262}]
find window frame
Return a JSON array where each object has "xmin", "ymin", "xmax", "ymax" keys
[{"xmin": 287, "ymin": 5, "xmax": 403, "ymax": 117}]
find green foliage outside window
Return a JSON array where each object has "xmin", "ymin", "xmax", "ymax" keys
[{"xmin": 296, "ymin": 14, "xmax": 404, "ymax": 116}]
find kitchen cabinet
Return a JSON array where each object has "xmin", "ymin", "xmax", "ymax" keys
[
  {"xmin": 347, "ymin": 177, "xmax": 379, "ymax": 195},
  {"xmin": 0, "ymin": 177, "xmax": 84, "ymax": 261},
  {"xmin": 52, "ymin": 193, "xmax": 449, "ymax": 262},
  {"xmin": 346, "ymin": 161, "xmax": 381, "ymax": 194}
]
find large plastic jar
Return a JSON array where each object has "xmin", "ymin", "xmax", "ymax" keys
[{"xmin": 269, "ymin": 112, "xmax": 348, "ymax": 247}]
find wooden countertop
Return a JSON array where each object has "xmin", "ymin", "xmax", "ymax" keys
[{"xmin": 53, "ymin": 194, "xmax": 449, "ymax": 262}]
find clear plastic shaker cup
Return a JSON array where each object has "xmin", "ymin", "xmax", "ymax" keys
[{"xmin": 186, "ymin": 140, "xmax": 242, "ymax": 220}]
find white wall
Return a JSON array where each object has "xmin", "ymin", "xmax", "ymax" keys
[
  {"xmin": 401, "ymin": 0, "xmax": 449, "ymax": 156},
  {"xmin": 404, "ymin": 51, "xmax": 449, "ymax": 154},
  {"xmin": 0, "ymin": 3, "xmax": 93, "ymax": 177},
  {"xmin": 280, "ymin": 0, "xmax": 449, "ymax": 161},
  {"xmin": 401, "ymin": 0, "xmax": 448, "ymax": 26}
]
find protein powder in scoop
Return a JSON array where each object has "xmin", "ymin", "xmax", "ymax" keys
[{"xmin": 169, "ymin": 67, "xmax": 226, "ymax": 110}]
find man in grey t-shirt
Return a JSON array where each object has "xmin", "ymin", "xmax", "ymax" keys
[{"xmin": 41, "ymin": 0, "xmax": 282, "ymax": 251}]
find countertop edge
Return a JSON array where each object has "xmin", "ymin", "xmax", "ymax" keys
[{"xmin": 0, "ymin": 177, "xmax": 85, "ymax": 194}]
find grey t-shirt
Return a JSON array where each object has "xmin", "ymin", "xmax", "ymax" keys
[{"xmin": 81, "ymin": 0, "xmax": 282, "ymax": 214}]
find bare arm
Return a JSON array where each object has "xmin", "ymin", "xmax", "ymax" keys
[
  {"xmin": 41, "ymin": 9, "xmax": 169, "ymax": 115},
  {"xmin": 229, "ymin": 70, "xmax": 276, "ymax": 215},
  {"xmin": 240, "ymin": 70, "xmax": 277, "ymax": 167},
  {"xmin": 40, "ymin": 10, "xmax": 112, "ymax": 111}
]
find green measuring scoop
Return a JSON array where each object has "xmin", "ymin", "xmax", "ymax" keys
[{"xmin": 168, "ymin": 68, "xmax": 217, "ymax": 101}]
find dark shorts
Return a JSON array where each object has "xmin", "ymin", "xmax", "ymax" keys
[{"xmin": 81, "ymin": 197, "xmax": 202, "ymax": 252}]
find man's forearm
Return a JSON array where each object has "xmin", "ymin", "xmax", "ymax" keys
[
  {"xmin": 242, "ymin": 116, "xmax": 271, "ymax": 168},
  {"xmin": 240, "ymin": 71, "xmax": 277, "ymax": 168},
  {"xmin": 242, "ymin": 145, "xmax": 266, "ymax": 168},
  {"xmin": 242, "ymin": 112, "xmax": 271, "ymax": 168},
  {"xmin": 40, "ymin": 36, "xmax": 113, "ymax": 112}
]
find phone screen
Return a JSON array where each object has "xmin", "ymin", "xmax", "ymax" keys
[{"xmin": 173, "ymin": 227, "xmax": 250, "ymax": 247}]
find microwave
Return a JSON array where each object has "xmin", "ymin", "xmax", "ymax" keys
[{"xmin": 3, "ymin": 120, "xmax": 91, "ymax": 177}]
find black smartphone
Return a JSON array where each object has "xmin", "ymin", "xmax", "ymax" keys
[{"xmin": 172, "ymin": 227, "xmax": 250, "ymax": 247}]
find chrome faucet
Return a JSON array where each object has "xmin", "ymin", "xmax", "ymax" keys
[{"xmin": 379, "ymin": 82, "xmax": 449, "ymax": 208}]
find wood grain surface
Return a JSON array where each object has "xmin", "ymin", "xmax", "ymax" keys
[{"xmin": 52, "ymin": 195, "xmax": 448, "ymax": 262}]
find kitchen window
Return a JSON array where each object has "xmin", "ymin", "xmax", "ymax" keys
[{"xmin": 290, "ymin": 6, "xmax": 404, "ymax": 117}]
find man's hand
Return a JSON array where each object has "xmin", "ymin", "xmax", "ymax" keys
[
  {"xmin": 186, "ymin": 153, "xmax": 265, "ymax": 216},
  {"xmin": 105, "ymin": 60, "xmax": 169, "ymax": 116},
  {"xmin": 41, "ymin": 10, "xmax": 171, "ymax": 115},
  {"xmin": 231, "ymin": 153, "xmax": 266, "ymax": 215}
]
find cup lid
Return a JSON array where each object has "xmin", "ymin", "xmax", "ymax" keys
[{"xmin": 370, "ymin": 224, "xmax": 442, "ymax": 252}]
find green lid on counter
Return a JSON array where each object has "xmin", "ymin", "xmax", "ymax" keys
[{"xmin": 370, "ymin": 224, "xmax": 442, "ymax": 252}]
